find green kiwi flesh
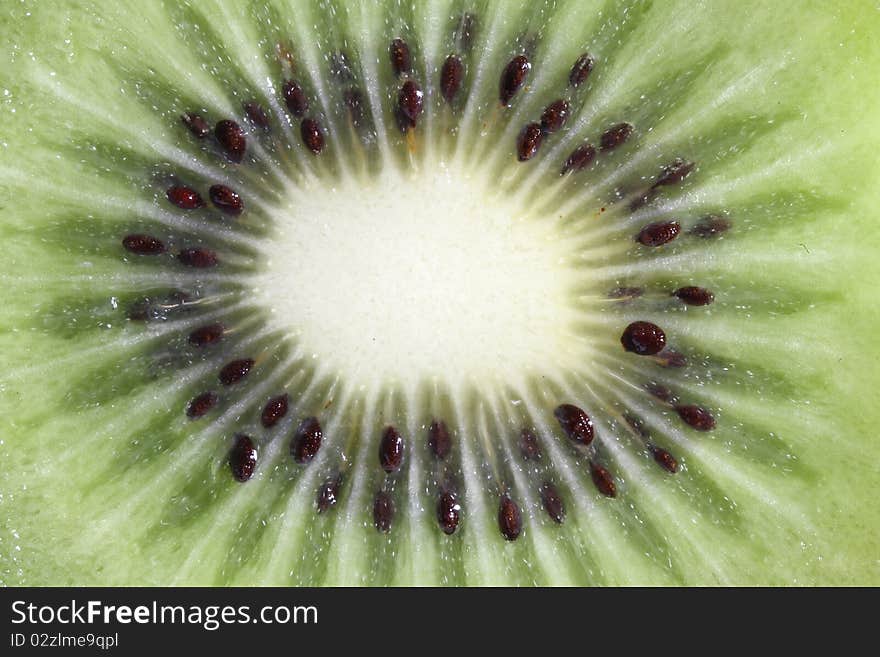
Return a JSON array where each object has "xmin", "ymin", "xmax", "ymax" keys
[{"xmin": 0, "ymin": 0, "xmax": 879, "ymax": 585}]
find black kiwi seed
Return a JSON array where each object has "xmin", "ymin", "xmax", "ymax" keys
[
  {"xmin": 440, "ymin": 55, "xmax": 464, "ymax": 104},
  {"xmin": 243, "ymin": 101, "xmax": 270, "ymax": 129},
  {"xmin": 650, "ymin": 445, "xmax": 680, "ymax": 473},
  {"xmin": 637, "ymin": 220, "xmax": 681, "ymax": 246},
  {"xmin": 209, "ymin": 184, "xmax": 244, "ymax": 215},
  {"xmin": 674, "ymin": 286, "xmax": 715, "ymax": 306},
  {"xmin": 177, "ymin": 247, "xmax": 218, "ymax": 268},
  {"xmin": 188, "ymin": 323, "xmax": 225, "ymax": 347},
  {"xmin": 122, "ymin": 234, "xmax": 166, "ymax": 255},
  {"xmin": 676, "ymin": 405, "xmax": 716, "ymax": 431},
  {"xmin": 230, "ymin": 434, "xmax": 257, "ymax": 482},
  {"xmin": 621, "ymin": 321, "xmax": 667, "ymax": 356},
  {"xmin": 499, "ymin": 54, "xmax": 531, "ymax": 106},
  {"xmin": 519, "ymin": 427, "xmax": 541, "ymax": 460},
  {"xmin": 166, "ymin": 185, "xmax": 205, "ymax": 210},
  {"xmin": 561, "ymin": 143, "xmax": 596, "ymax": 174},
  {"xmin": 300, "ymin": 118, "xmax": 325, "ymax": 154},
  {"xmin": 181, "ymin": 112, "xmax": 210, "ymax": 138},
  {"xmin": 374, "ymin": 491, "xmax": 395, "ymax": 533},
  {"xmin": 260, "ymin": 394, "xmax": 289, "ymax": 428},
  {"xmin": 282, "ymin": 79, "xmax": 309, "ymax": 117},
  {"xmin": 389, "ymin": 38, "xmax": 412, "ymax": 76},
  {"xmin": 498, "ymin": 495, "xmax": 522, "ymax": 541},
  {"xmin": 218, "ymin": 358, "xmax": 254, "ymax": 385},
  {"xmin": 540, "ymin": 482, "xmax": 565, "ymax": 523},
  {"xmin": 428, "ymin": 420, "xmax": 452, "ymax": 460},
  {"xmin": 600, "ymin": 122, "xmax": 633, "ymax": 151},
  {"xmin": 186, "ymin": 391, "xmax": 218, "ymax": 419},
  {"xmin": 569, "ymin": 52, "xmax": 594, "ymax": 87},
  {"xmin": 398, "ymin": 80, "xmax": 424, "ymax": 128},
  {"xmin": 517, "ymin": 123, "xmax": 543, "ymax": 161},
  {"xmin": 291, "ymin": 416, "xmax": 323, "ymax": 463},
  {"xmin": 654, "ymin": 158, "xmax": 695, "ymax": 187},
  {"xmin": 316, "ymin": 476, "xmax": 340, "ymax": 513},
  {"xmin": 554, "ymin": 403, "xmax": 594, "ymax": 445},
  {"xmin": 540, "ymin": 99, "xmax": 569, "ymax": 133},
  {"xmin": 437, "ymin": 491, "xmax": 461, "ymax": 535},
  {"xmin": 691, "ymin": 215, "xmax": 732, "ymax": 238},
  {"xmin": 214, "ymin": 119, "xmax": 246, "ymax": 162},
  {"xmin": 379, "ymin": 426, "xmax": 404, "ymax": 473},
  {"xmin": 589, "ymin": 461, "xmax": 617, "ymax": 497}
]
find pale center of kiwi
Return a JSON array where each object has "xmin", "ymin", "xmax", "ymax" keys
[{"xmin": 253, "ymin": 161, "xmax": 587, "ymax": 389}]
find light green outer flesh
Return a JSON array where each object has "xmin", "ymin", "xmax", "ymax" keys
[{"xmin": 0, "ymin": 0, "xmax": 878, "ymax": 585}]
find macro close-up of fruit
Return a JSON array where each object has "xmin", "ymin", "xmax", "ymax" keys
[{"xmin": 1, "ymin": 0, "xmax": 878, "ymax": 586}]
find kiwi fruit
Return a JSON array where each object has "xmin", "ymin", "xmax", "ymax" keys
[{"xmin": 1, "ymin": 1, "xmax": 878, "ymax": 586}]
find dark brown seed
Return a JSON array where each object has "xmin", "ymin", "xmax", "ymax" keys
[
  {"xmin": 608, "ymin": 286, "xmax": 643, "ymax": 299},
  {"xmin": 654, "ymin": 158, "xmax": 695, "ymax": 187},
  {"xmin": 300, "ymin": 118, "xmax": 325, "ymax": 154},
  {"xmin": 645, "ymin": 381, "xmax": 675, "ymax": 403},
  {"xmin": 590, "ymin": 461, "xmax": 617, "ymax": 497},
  {"xmin": 215, "ymin": 119, "xmax": 246, "ymax": 163},
  {"xmin": 637, "ymin": 221, "xmax": 681, "ymax": 247},
  {"xmin": 343, "ymin": 87, "xmax": 366, "ymax": 128},
  {"xmin": 540, "ymin": 99, "xmax": 569, "ymax": 133},
  {"xmin": 373, "ymin": 491, "xmax": 395, "ymax": 533},
  {"xmin": 498, "ymin": 495, "xmax": 522, "ymax": 541},
  {"xmin": 519, "ymin": 428, "xmax": 541, "ymax": 460},
  {"xmin": 458, "ymin": 13, "xmax": 477, "ymax": 52},
  {"xmin": 166, "ymin": 185, "xmax": 205, "ymax": 210},
  {"xmin": 260, "ymin": 394, "xmax": 289, "ymax": 428},
  {"xmin": 691, "ymin": 215, "xmax": 732, "ymax": 238},
  {"xmin": 437, "ymin": 491, "xmax": 461, "ymax": 535},
  {"xmin": 650, "ymin": 445, "xmax": 680, "ymax": 473},
  {"xmin": 398, "ymin": 80, "xmax": 424, "ymax": 127},
  {"xmin": 122, "ymin": 234, "xmax": 166, "ymax": 255},
  {"xmin": 208, "ymin": 184, "xmax": 244, "ymax": 216},
  {"xmin": 600, "ymin": 122, "xmax": 633, "ymax": 151},
  {"xmin": 389, "ymin": 38, "xmax": 412, "ymax": 76},
  {"xmin": 178, "ymin": 247, "xmax": 218, "ymax": 268},
  {"xmin": 554, "ymin": 403, "xmax": 594, "ymax": 445},
  {"xmin": 674, "ymin": 286, "xmax": 715, "ymax": 306},
  {"xmin": 560, "ymin": 143, "xmax": 596, "ymax": 174},
  {"xmin": 428, "ymin": 420, "xmax": 452, "ymax": 460},
  {"xmin": 219, "ymin": 358, "xmax": 254, "ymax": 385},
  {"xmin": 379, "ymin": 426, "xmax": 404, "ymax": 473},
  {"xmin": 316, "ymin": 476, "xmax": 341, "ymax": 513},
  {"xmin": 516, "ymin": 122, "xmax": 543, "ymax": 161},
  {"xmin": 186, "ymin": 391, "xmax": 218, "ymax": 419},
  {"xmin": 243, "ymin": 101, "xmax": 270, "ymax": 129},
  {"xmin": 440, "ymin": 55, "xmax": 464, "ymax": 104},
  {"xmin": 540, "ymin": 482, "xmax": 565, "ymax": 524},
  {"xmin": 569, "ymin": 53, "xmax": 594, "ymax": 87},
  {"xmin": 230, "ymin": 434, "xmax": 257, "ymax": 482},
  {"xmin": 676, "ymin": 405, "xmax": 716, "ymax": 431},
  {"xmin": 182, "ymin": 112, "xmax": 210, "ymax": 138},
  {"xmin": 292, "ymin": 416, "xmax": 323, "ymax": 463},
  {"xmin": 499, "ymin": 55, "xmax": 530, "ymax": 106},
  {"xmin": 659, "ymin": 350, "xmax": 688, "ymax": 368},
  {"xmin": 282, "ymin": 79, "xmax": 309, "ymax": 117},
  {"xmin": 622, "ymin": 411, "xmax": 649, "ymax": 438},
  {"xmin": 188, "ymin": 323, "xmax": 224, "ymax": 347},
  {"xmin": 621, "ymin": 321, "xmax": 666, "ymax": 356}
]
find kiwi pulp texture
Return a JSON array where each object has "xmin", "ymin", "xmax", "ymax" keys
[{"xmin": 1, "ymin": 1, "xmax": 879, "ymax": 585}]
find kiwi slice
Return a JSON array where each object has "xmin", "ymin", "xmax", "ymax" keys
[{"xmin": 1, "ymin": 1, "xmax": 878, "ymax": 586}]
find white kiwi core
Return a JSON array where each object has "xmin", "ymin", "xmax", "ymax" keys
[{"xmin": 254, "ymin": 162, "xmax": 589, "ymax": 390}]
